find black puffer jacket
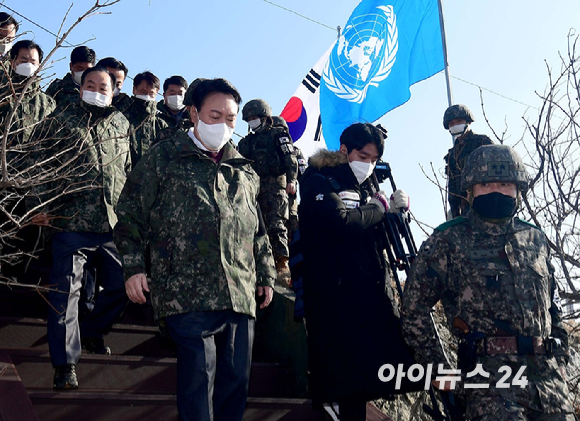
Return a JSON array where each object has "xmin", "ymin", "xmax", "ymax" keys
[{"xmin": 298, "ymin": 150, "xmax": 418, "ymax": 404}]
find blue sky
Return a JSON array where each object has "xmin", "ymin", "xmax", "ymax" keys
[{"xmin": 10, "ymin": 0, "xmax": 580, "ymax": 239}]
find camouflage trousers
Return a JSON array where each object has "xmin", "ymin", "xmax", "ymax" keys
[
  {"xmin": 461, "ymin": 354, "xmax": 574, "ymax": 420},
  {"xmin": 258, "ymin": 185, "xmax": 289, "ymax": 260}
]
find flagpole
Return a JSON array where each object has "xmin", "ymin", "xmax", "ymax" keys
[
  {"xmin": 437, "ymin": 0, "xmax": 453, "ymax": 108},
  {"xmin": 438, "ymin": 0, "xmax": 455, "ymax": 220}
]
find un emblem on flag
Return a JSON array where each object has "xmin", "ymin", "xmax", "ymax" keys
[{"xmin": 323, "ymin": 5, "xmax": 398, "ymax": 104}]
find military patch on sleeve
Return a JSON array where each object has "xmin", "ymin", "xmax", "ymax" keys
[
  {"xmin": 280, "ymin": 142, "xmax": 294, "ymax": 155},
  {"xmin": 279, "ymin": 136, "xmax": 292, "ymax": 145}
]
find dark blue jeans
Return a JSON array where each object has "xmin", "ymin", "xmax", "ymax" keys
[
  {"xmin": 47, "ymin": 231, "xmax": 128, "ymax": 366},
  {"xmin": 165, "ymin": 310, "xmax": 254, "ymax": 421}
]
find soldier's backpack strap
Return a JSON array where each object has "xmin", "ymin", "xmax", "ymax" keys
[{"xmin": 435, "ymin": 216, "xmax": 468, "ymax": 232}]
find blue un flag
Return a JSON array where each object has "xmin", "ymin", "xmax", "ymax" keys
[{"xmin": 320, "ymin": 0, "xmax": 444, "ymax": 150}]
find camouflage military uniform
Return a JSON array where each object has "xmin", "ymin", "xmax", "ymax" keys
[
  {"xmin": 37, "ymin": 99, "xmax": 132, "ymax": 369},
  {"xmin": 0, "ymin": 74, "xmax": 55, "ymax": 280},
  {"xmin": 287, "ymin": 145, "xmax": 307, "ymax": 235},
  {"xmin": 157, "ymin": 100, "xmax": 190, "ymax": 129},
  {"xmin": 238, "ymin": 124, "xmax": 298, "ymax": 259},
  {"xmin": 41, "ymin": 99, "xmax": 132, "ymax": 232},
  {"xmin": 402, "ymin": 144, "xmax": 573, "ymax": 419},
  {"xmin": 444, "ymin": 130, "xmax": 493, "ymax": 218},
  {"xmin": 121, "ymin": 97, "xmax": 168, "ymax": 167},
  {"xmin": 114, "ymin": 130, "xmax": 276, "ymax": 320},
  {"xmin": 45, "ymin": 72, "xmax": 79, "ymax": 111},
  {"xmin": 112, "ymin": 92, "xmax": 133, "ymax": 114},
  {"xmin": 0, "ymin": 74, "xmax": 55, "ymax": 151}
]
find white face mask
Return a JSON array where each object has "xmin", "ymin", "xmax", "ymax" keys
[
  {"xmin": 195, "ymin": 113, "xmax": 234, "ymax": 152},
  {"xmin": 449, "ymin": 123, "xmax": 467, "ymax": 139},
  {"xmin": 73, "ymin": 71, "xmax": 84, "ymax": 85},
  {"xmin": 248, "ymin": 118, "xmax": 261, "ymax": 130},
  {"xmin": 349, "ymin": 160, "xmax": 375, "ymax": 185},
  {"xmin": 0, "ymin": 41, "xmax": 12, "ymax": 55},
  {"xmin": 113, "ymin": 87, "xmax": 120, "ymax": 97},
  {"xmin": 166, "ymin": 94, "xmax": 184, "ymax": 111},
  {"xmin": 15, "ymin": 62, "xmax": 38, "ymax": 77},
  {"xmin": 82, "ymin": 90, "xmax": 110, "ymax": 108},
  {"xmin": 135, "ymin": 94, "xmax": 156, "ymax": 102}
]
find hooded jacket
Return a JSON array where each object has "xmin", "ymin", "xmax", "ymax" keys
[{"xmin": 298, "ymin": 149, "xmax": 418, "ymax": 404}]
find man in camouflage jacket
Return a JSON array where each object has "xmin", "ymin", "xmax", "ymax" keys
[
  {"xmin": 0, "ymin": 40, "xmax": 55, "ymax": 281},
  {"xmin": 122, "ymin": 71, "xmax": 168, "ymax": 167},
  {"xmin": 238, "ymin": 100, "xmax": 298, "ymax": 285},
  {"xmin": 115, "ymin": 78, "xmax": 275, "ymax": 421},
  {"xmin": 45, "ymin": 46, "xmax": 96, "ymax": 111},
  {"xmin": 402, "ymin": 145, "xmax": 573, "ymax": 420},
  {"xmin": 37, "ymin": 67, "xmax": 131, "ymax": 391},
  {"xmin": 443, "ymin": 104, "xmax": 493, "ymax": 219}
]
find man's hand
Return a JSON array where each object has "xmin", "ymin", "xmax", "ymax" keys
[
  {"xmin": 125, "ymin": 273, "xmax": 149, "ymax": 304},
  {"xmin": 286, "ymin": 182, "xmax": 296, "ymax": 195},
  {"xmin": 31, "ymin": 213, "xmax": 50, "ymax": 226},
  {"xmin": 257, "ymin": 285, "xmax": 273, "ymax": 309}
]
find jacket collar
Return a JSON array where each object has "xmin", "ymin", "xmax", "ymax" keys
[
  {"xmin": 174, "ymin": 129, "xmax": 251, "ymax": 165},
  {"xmin": 308, "ymin": 149, "xmax": 348, "ymax": 169}
]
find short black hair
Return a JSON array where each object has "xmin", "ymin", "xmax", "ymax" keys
[
  {"xmin": 339, "ymin": 123, "xmax": 385, "ymax": 157},
  {"xmin": 81, "ymin": 66, "xmax": 116, "ymax": 89},
  {"xmin": 163, "ymin": 75, "xmax": 188, "ymax": 92},
  {"xmin": 71, "ymin": 46, "xmax": 96, "ymax": 65},
  {"xmin": 133, "ymin": 71, "xmax": 160, "ymax": 91},
  {"xmin": 10, "ymin": 40, "xmax": 43, "ymax": 63},
  {"xmin": 191, "ymin": 78, "xmax": 242, "ymax": 111},
  {"xmin": 96, "ymin": 57, "xmax": 128, "ymax": 77},
  {"xmin": 0, "ymin": 12, "xmax": 18, "ymax": 33}
]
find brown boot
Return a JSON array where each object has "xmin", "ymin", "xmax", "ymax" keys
[{"xmin": 276, "ymin": 256, "xmax": 291, "ymax": 287}]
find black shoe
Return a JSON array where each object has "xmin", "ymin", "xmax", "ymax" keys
[
  {"xmin": 53, "ymin": 364, "xmax": 78, "ymax": 390},
  {"xmin": 82, "ymin": 337, "xmax": 111, "ymax": 355}
]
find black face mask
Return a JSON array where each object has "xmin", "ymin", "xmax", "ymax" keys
[{"xmin": 472, "ymin": 192, "xmax": 517, "ymax": 221}]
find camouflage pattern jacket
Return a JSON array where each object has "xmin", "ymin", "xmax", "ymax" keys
[
  {"xmin": 0, "ymin": 75, "xmax": 56, "ymax": 145},
  {"xmin": 156, "ymin": 100, "xmax": 190, "ymax": 129},
  {"xmin": 112, "ymin": 92, "xmax": 133, "ymax": 114},
  {"xmin": 444, "ymin": 130, "xmax": 493, "ymax": 208},
  {"xmin": 114, "ymin": 130, "xmax": 277, "ymax": 320},
  {"xmin": 45, "ymin": 73, "xmax": 79, "ymax": 111},
  {"xmin": 38, "ymin": 99, "xmax": 131, "ymax": 233},
  {"xmin": 237, "ymin": 124, "xmax": 298, "ymax": 190},
  {"xmin": 401, "ymin": 212, "xmax": 571, "ymax": 412},
  {"xmin": 121, "ymin": 97, "xmax": 168, "ymax": 167}
]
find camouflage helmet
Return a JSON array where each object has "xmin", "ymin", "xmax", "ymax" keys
[
  {"xmin": 461, "ymin": 145, "xmax": 529, "ymax": 192},
  {"xmin": 443, "ymin": 104, "xmax": 474, "ymax": 129},
  {"xmin": 183, "ymin": 78, "xmax": 207, "ymax": 107},
  {"xmin": 271, "ymin": 115, "xmax": 289, "ymax": 131},
  {"xmin": 242, "ymin": 99, "xmax": 272, "ymax": 121}
]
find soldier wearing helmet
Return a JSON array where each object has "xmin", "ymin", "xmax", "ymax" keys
[
  {"xmin": 238, "ymin": 100, "xmax": 298, "ymax": 285},
  {"xmin": 402, "ymin": 145, "xmax": 573, "ymax": 420},
  {"xmin": 443, "ymin": 104, "xmax": 493, "ymax": 219},
  {"xmin": 272, "ymin": 115, "xmax": 307, "ymax": 237}
]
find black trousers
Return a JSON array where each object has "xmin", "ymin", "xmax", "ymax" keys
[
  {"xmin": 47, "ymin": 231, "xmax": 128, "ymax": 367},
  {"xmin": 165, "ymin": 310, "xmax": 254, "ymax": 421}
]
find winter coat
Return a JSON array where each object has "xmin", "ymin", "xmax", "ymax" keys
[{"xmin": 298, "ymin": 149, "xmax": 418, "ymax": 404}]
